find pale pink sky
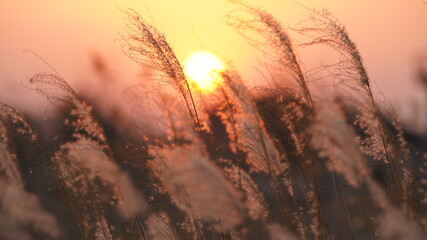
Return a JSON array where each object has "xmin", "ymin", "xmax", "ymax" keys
[{"xmin": 1, "ymin": 0, "xmax": 426, "ymax": 133}]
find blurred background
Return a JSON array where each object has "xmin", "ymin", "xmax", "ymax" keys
[{"xmin": 1, "ymin": 0, "xmax": 426, "ymax": 139}]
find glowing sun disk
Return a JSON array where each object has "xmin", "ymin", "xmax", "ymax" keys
[{"xmin": 183, "ymin": 51, "xmax": 224, "ymax": 93}]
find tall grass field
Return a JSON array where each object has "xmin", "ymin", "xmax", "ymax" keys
[{"xmin": 1, "ymin": 1, "xmax": 426, "ymax": 239}]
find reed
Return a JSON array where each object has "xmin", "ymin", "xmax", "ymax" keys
[{"xmin": 0, "ymin": 2, "xmax": 425, "ymax": 240}]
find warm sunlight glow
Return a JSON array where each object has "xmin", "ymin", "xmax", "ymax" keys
[{"xmin": 183, "ymin": 51, "xmax": 224, "ymax": 93}]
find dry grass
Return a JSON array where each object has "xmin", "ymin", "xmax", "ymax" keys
[{"xmin": 0, "ymin": 1, "xmax": 426, "ymax": 240}]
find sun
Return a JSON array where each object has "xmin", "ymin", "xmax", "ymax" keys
[{"xmin": 183, "ymin": 51, "xmax": 225, "ymax": 93}]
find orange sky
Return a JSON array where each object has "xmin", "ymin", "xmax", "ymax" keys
[{"xmin": 1, "ymin": 0, "xmax": 426, "ymax": 133}]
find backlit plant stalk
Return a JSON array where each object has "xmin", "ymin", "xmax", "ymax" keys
[
  {"xmin": 0, "ymin": 117, "xmax": 60, "ymax": 239},
  {"xmin": 146, "ymin": 94, "xmax": 244, "ymax": 235},
  {"xmin": 225, "ymin": 0, "xmax": 313, "ymax": 108},
  {"xmin": 122, "ymin": 9, "xmax": 203, "ymax": 133},
  {"xmin": 28, "ymin": 74, "xmax": 148, "ymax": 239},
  {"xmin": 219, "ymin": 70, "xmax": 309, "ymax": 238},
  {"xmin": 311, "ymin": 99, "xmax": 423, "ymax": 239},
  {"xmin": 296, "ymin": 8, "xmax": 419, "ymax": 218}
]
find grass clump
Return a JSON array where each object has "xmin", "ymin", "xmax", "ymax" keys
[{"xmin": 0, "ymin": 2, "xmax": 425, "ymax": 240}]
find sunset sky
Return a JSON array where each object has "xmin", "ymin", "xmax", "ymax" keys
[{"xmin": 1, "ymin": 0, "xmax": 426, "ymax": 133}]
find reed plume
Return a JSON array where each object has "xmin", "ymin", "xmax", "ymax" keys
[
  {"xmin": 57, "ymin": 138, "xmax": 147, "ymax": 219},
  {"xmin": 28, "ymin": 73, "xmax": 107, "ymax": 146},
  {"xmin": 220, "ymin": 71, "xmax": 283, "ymax": 176},
  {"xmin": 148, "ymin": 143, "xmax": 244, "ymax": 230},
  {"xmin": 219, "ymin": 70, "xmax": 313, "ymax": 238},
  {"xmin": 311, "ymin": 100, "xmax": 369, "ymax": 187},
  {"xmin": 296, "ymin": 7, "xmax": 419, "ymax": 218},
  {"xmin": 52, "ymin": 137, "xmax": 147, "ymax": 239},
  {"xmin": 143, "ymin": 92, "xmax": 244, "ymax": 234},
  {"xmin": 220, "ymin": 158, "xmax": 268, "ymax": 221},
  {"xmin": 310, "ymin": 99, "xmax": 423, "ymax": 239},
  {"xmin": 225, "ymin": 0, "xmax": 313, "ymax": 107},
  {"xmin": 0, "ymin": 118, "xmax": 60, "ymax": 239},
  {"xmin": 122, "ymin": 9, "xmax": 202, "ymax": 132},
  {"xmin": 224, "ymin": 3, "xmax": 337, "ymax": 236},
  {"xmin": 28, "ymin": 73, "xmax": 149, "ymax": 239}
]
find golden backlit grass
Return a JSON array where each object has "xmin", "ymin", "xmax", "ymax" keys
[{"xmin": 0, "ymin": 1, "xmax": 426, "ymax": 240}]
